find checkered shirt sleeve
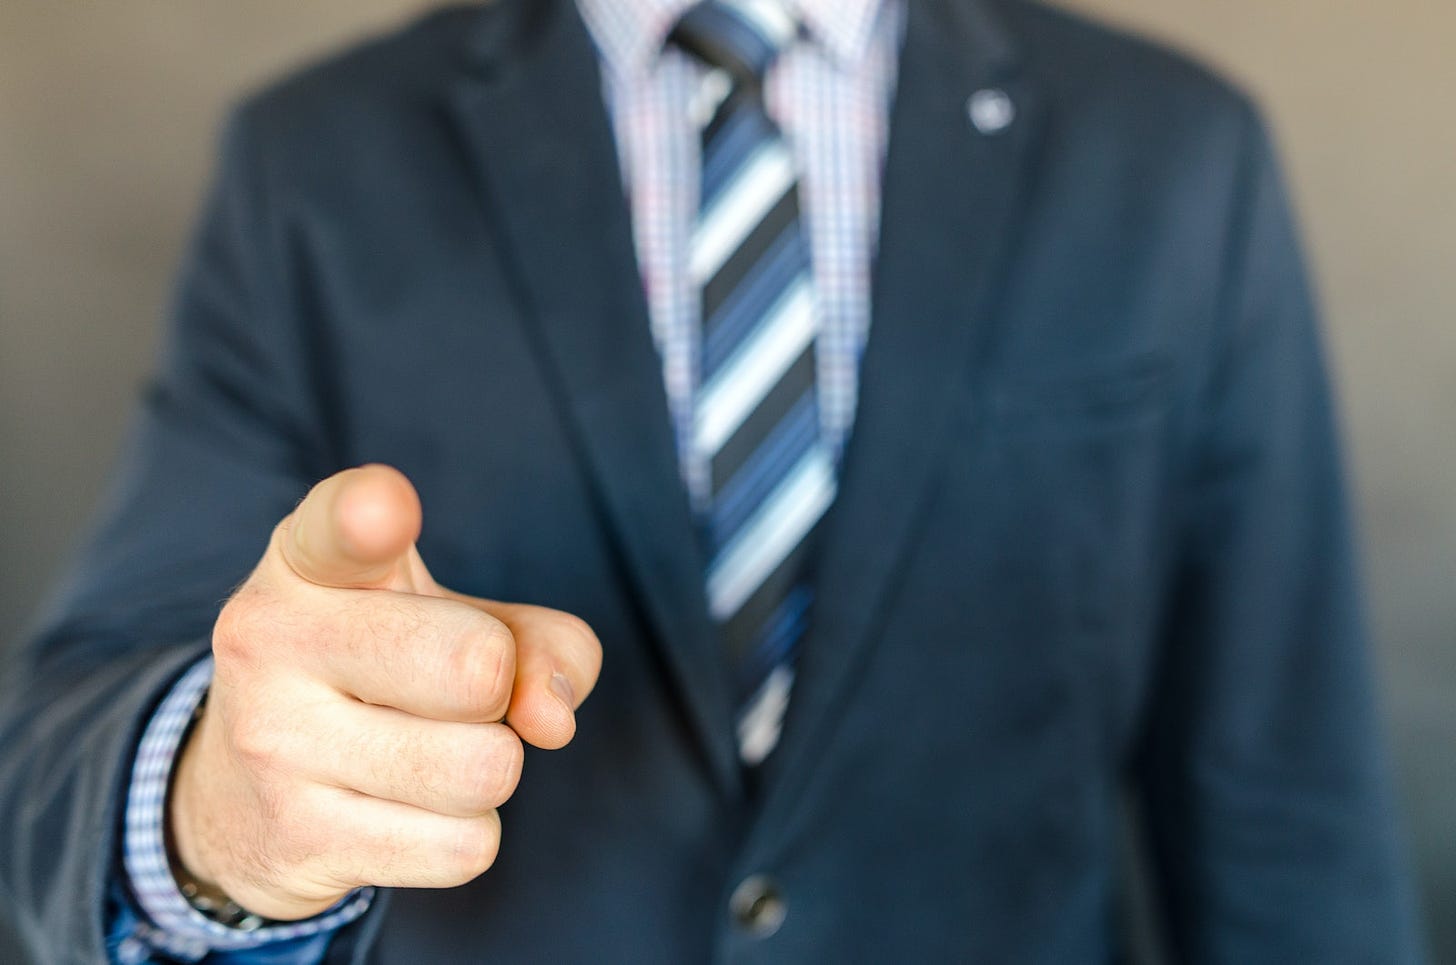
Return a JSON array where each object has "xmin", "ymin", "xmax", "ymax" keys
[{"xmin": 113, "ymin": 656, "xmax": 373, "ymax": 963}]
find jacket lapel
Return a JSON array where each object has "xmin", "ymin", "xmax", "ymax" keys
[
  {"xmin": 446, "ymin": 0, "xmax": 743, "ymax": 799},
  {"xmin": 758, "ymin": 0, "xmax": 1043, "ymax": 800}
]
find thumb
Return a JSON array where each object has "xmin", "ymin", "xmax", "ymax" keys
[{"xmin": 278, "ymin": 464, "xmax": 424, "ymax": 590}]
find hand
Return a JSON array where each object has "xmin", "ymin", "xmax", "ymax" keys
[{"xmin": 168, "ymin": 464, "xmax": 602, "ymax": 920}]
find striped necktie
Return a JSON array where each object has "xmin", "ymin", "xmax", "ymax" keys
[{"xmin": 673, "ymin": 1, "xmax": 836, "ymax": 767}]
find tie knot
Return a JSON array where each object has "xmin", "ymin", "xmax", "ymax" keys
[{"xmin": 670, "ymin": 1, "xmax": 798, "ymax": 86}]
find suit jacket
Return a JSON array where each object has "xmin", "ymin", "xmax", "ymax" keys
[{"xmin": 0, "ymin": 0, "xmax": 1423, "ymax": 961}]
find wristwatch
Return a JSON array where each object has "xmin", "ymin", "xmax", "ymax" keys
[{"xmin": 177, "ymin": 876, "xmax": 271, "ymax": 932}]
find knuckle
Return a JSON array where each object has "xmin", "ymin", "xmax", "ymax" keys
[
  {"xmin": 455, "ymin": 728, "xmax": 524, "ymax": 811},
  {"xmin": 212, "ymin": 587, "xmax": 267, "ymax": 665},
  {"xmin": 225, "ymin": 692, "xmax": 316, "ymax": 779},
  {"xmin": 444, "ymin": 617, "xmax": 514, "ymax": 717},
  {"xmin": 228, "ymin": 707, "xmax": 282, "ymax": 772},
  {"xmin": 213, "ymin": 579, "xmax": 312, "ymax": 675},
  {"xmin": 446, "ymin": 812, "xmax": 502, "ymax": 881}
]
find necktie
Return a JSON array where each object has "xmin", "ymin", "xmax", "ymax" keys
[{"xmin": 673, "ymin": 1, "xmax": 836, "ymax": 766}]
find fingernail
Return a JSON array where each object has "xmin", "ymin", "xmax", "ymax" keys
[{"xmin": 549, "ymin": 672, "xmax": 576, "ymax": 710}]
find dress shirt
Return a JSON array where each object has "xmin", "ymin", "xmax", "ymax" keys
[
  {"xmin": 108, "ymin": 0, "xmax": 903, "ymax": 959},
  {"xmin": 579, "ymin": 0, "xmax": 902, "ymax": 502}
]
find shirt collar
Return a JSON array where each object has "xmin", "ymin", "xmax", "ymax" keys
[
  {"xmin": 794, "ymin": 0, "xmax": 884, "ymax": 68},
  {"xmin": 575, "ymin": 0, "xmax": 888, "ymax": 79}
]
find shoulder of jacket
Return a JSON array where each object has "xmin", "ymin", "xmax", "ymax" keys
[
  {"xmin": 999, "ymin": 0, "xmax": 1260, "ymax": 129},
  {"xmin": 228, "ymin": 4, "xmax": 489, "ymax": 145}
]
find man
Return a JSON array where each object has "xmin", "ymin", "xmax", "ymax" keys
[{"xmin": 0, "ymin": 0, "xmax": 1423, "ymax": 960}]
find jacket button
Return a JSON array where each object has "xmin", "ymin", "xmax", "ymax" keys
[
  {"xmin": 967, "ymin": 87, "xmax": 1015, "ymax": 134},
  {"xmin": 729, "ymin": 874, "xmax": 786, "ymax": 938}
]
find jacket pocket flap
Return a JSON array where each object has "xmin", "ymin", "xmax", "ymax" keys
[{"xmin": 989, "ymin": 354, "xmax": 1170, "ymax": 417}]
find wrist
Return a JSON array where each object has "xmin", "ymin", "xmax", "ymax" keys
[
  {"xmin": 166, "ymin": 701, "xmax": 269, "ymax": 928},
  {"xmin": 166, "ymin": 698, "xmax": 224, "ymax": 896},
  {"xmin": 170, "ymin": 866, "xmax": 273, "ymax": 932}
]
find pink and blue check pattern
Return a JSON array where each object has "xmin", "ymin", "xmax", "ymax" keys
[
  {"xmin": 111, "ymin": 0, "xmax": 901, "ymax": 958},
  {"xmin": 579, "ymin": 0, "xmax": 903, "ymax": 504},
  {"xmin": 114, "ymin": 657, "xmax": 373, "ymax": 962}
]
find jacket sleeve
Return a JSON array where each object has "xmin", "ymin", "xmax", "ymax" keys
[
  {"xmin": 0, "ymin": 106, "xmax": 351, "ymax": 962},
  {"xmin": 1135, "ymin": 104, "xmax": 1426, "ymax": 962}
]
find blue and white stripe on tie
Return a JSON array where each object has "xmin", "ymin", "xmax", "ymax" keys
[{"xmin": 673, "ymin": 0, "xmax": 836, "ymax": 766}]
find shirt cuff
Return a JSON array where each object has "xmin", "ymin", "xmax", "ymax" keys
[{"xmin": 118, "ymin": 655, "xmax": 373, "ymax": 961}]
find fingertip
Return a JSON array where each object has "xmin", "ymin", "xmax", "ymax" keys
[
  {"xmin": 509, "ymin": 683, "xmax": 577, "ymax": 751},
  {"xmin": 335, "ymin": 464, "xmax": 421, "ymax": 563},
  {"xmin": 283, "ymin": 464, "xmax": 422, "ymax": 588}
]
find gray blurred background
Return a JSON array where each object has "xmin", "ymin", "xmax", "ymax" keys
[{"xmin": 1, "ymin": 1, "xmax": 1452, "ymax": 960}]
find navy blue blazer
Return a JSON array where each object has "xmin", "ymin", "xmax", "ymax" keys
[{"xmin": 0, "ymin": 0, "xmax": 1422, "ymax": 961}]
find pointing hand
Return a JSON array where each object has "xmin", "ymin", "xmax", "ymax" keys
[{"xmin": 169, "ymin": 465, "xmax": 602, "ymax": 919}]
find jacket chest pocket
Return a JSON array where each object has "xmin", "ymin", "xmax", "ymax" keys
[
  {"xmin": 985, "ymin": 352, "xmax": 1171, "ymax": 422},
  {"xmin": 962, "ymin": 353, "xmax": 1177, "ymax": 760},
  {"xmin": 974, "ymin": 350, "xmax": 1176, "ymax": 621}
]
